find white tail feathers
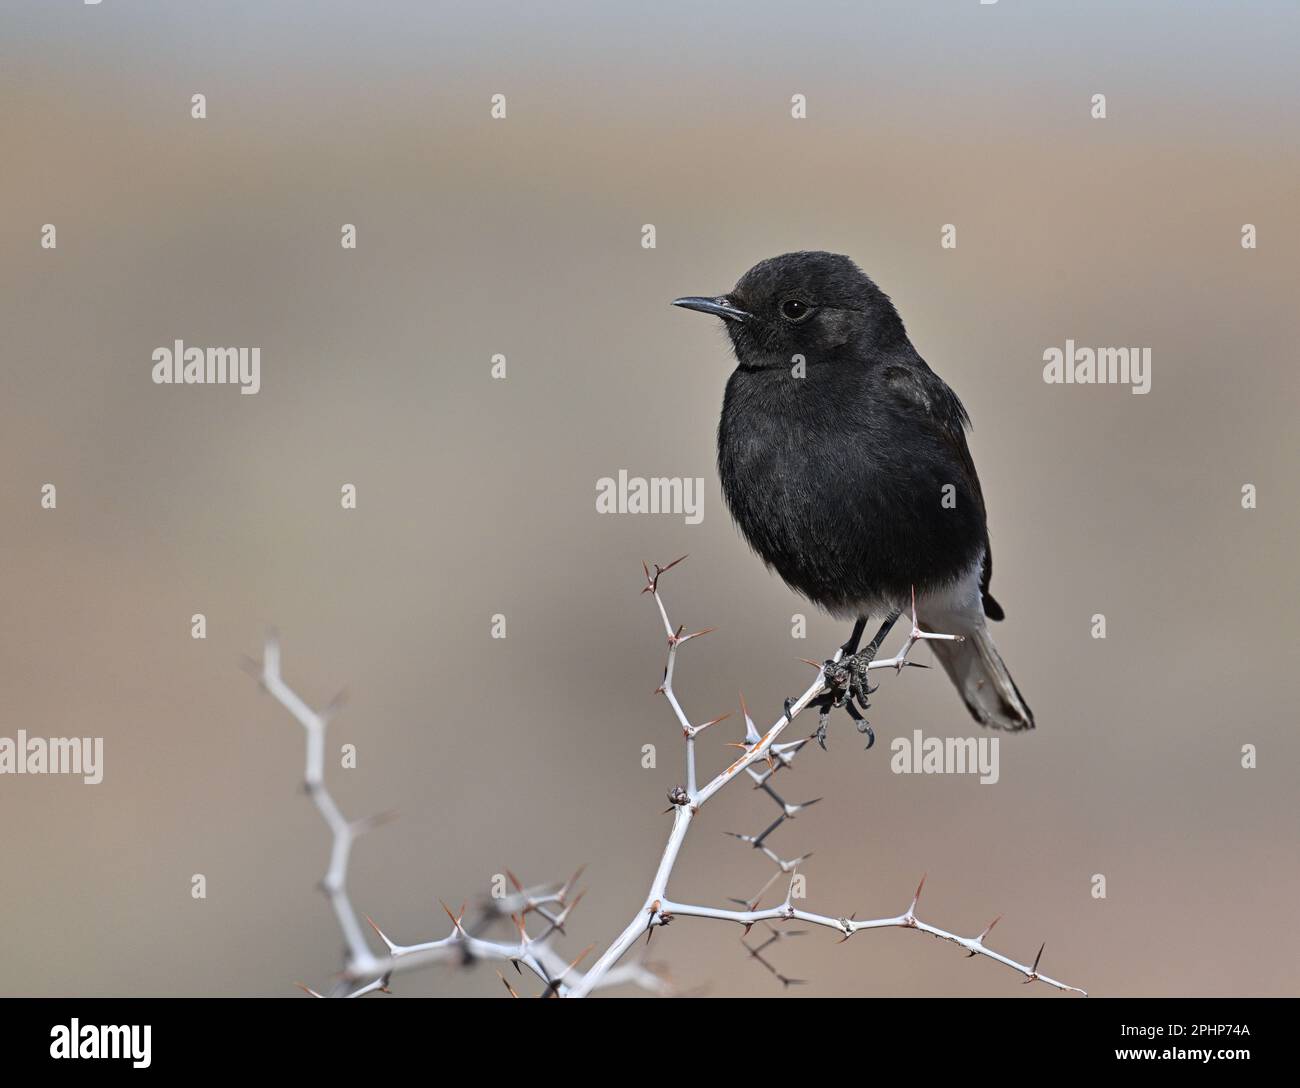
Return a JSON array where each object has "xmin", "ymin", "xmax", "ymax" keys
[{"xmin": 926, "ymin": 619, "xmax": 1034, "ymax": 731}]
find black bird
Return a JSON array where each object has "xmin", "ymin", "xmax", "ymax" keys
[{"xmin": 673, "ymin": 251, "xmax": 1033, "ymax": 732}]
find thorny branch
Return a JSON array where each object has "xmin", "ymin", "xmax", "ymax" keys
[
  {"xmin": 252, "ymin": 558, "xmax": 1085, "ymax": 998},
  {"xmin": 569, "ymin": 558, "xmax": 1085, "ymax": 997},
  {"xmin": 250, "ymin": 633, "xmax": 667, "ymax": 998}
]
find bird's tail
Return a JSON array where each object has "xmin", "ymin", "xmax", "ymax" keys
[{"xmin": 925, "ymin": 616, "xmax": 1034, "ymax": 731}]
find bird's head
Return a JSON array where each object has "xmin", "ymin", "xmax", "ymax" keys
[{"xmin": 673, "ymin": 251, "xmax": 906, "ymax": 370}]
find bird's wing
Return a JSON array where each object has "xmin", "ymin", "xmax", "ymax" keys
[{"xmin": 880, "ymin": 364, "xmax": 1003, "ymax": 620}]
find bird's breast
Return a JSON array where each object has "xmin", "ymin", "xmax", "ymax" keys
[{"xmin": 716, "ymin": 370, "xmax": 983, "ymax": 614}]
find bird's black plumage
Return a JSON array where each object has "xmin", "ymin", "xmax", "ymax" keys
[{"xmin": 674, "ymin": 251, "xmax": 1032, "ymax": 730}]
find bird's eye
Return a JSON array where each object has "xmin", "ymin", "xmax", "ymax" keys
[{"xmin": 780, "ymin": 298, "xmax": 812, "ymax": 322}]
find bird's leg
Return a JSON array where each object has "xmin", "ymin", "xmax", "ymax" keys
[
  {"xmin": 840, "ymin": 617, "xmax": 867, "ymax": 657},
  {"xmin": 849, "ymin": 611, "xmax": 900, "ymax": 685},
  {"xmin": 811, "ymin": 617, "xmax": 868, "ymax": 748},
  {"xmin": 822, "ymin": 610, "xmax": 900, "ymax": 733}
]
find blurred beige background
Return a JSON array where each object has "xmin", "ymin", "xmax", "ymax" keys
[{"xmin": 1, "ymin": 1, "xmax": 1297, "ymax": 997}]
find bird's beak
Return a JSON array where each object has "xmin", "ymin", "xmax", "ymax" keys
[{"xmin": 671, "ymin": 295, "xmax": 751, "ymax": 323}]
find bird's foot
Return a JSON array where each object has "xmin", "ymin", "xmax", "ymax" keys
[
  {"xmin": 807, "ymin": 613, "xmax": 900, "ymax": 752},
  {"xmin": 811, "ymin": 699, "xmax": 834, "ymax": 751},
  {"xmin": 792, "ymin": 693, "xmax": 848, "ymax": 753},
  {"xmin": 843, "ymin": 694, "xmax": 876, "ymax": 750},
  {"xmin": 823, "ymin": 646, "xmax": 880, "ymax": 711},
  {"xmin": 822, "ymin": 616, "xmax": 901, "ymax": 750},
  {"xmin": 808, "ymin": 689, "xmax": 876, "ymax": 751}
]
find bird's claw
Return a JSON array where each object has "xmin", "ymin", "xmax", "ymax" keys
[
  {"xmin": 842, "ymin": 695, "xmax": 875, "ymax": 747},
  {"xmin": 812, "ymin": 706, "xmax": 832, "ymax": 751}
]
